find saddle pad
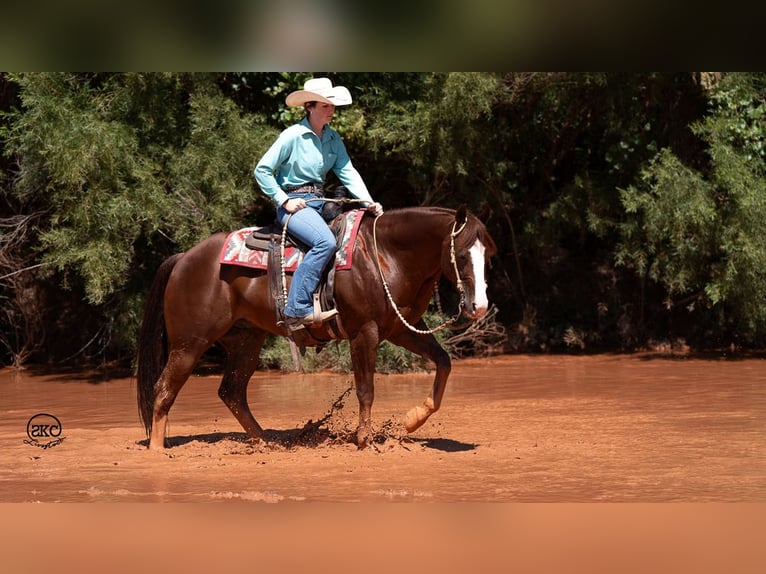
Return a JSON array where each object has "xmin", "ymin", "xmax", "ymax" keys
[{"xmin": 219, "ymin": 209, "xmax": 364, "ymax": 272}]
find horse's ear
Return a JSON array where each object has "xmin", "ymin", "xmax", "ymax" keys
[{"xmin": 456, "ymin": 204, "xmax": 468, "ymax": 226}]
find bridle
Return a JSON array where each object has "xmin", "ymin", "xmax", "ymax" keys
[{"xmin": 372, "ymin": 214, "xmax": 468, "ymax": 335}]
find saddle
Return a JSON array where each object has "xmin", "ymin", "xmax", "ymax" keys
[{"xmin": 245, "ymin": 211, "xmax": 350, "ymax": 345}]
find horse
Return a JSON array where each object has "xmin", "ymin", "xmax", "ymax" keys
[{"xmin": 136, "ymin": 205, "xmax": 497, "ymax": 450}]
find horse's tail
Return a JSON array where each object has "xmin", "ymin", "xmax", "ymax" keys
[{"xmin": 136, "ymin": 253, "xmax": 183, "ymax": 438}]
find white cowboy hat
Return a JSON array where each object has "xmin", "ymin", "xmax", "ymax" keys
[{"xmin": 285, "ymin": 77, "xmax": 352, "ymax": 107}]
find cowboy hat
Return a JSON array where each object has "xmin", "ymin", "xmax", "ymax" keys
[{"xmin": 285, "ymin": 77, "xmax": 352, "ymax": 107}]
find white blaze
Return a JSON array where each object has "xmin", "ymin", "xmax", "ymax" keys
[{"xmin": 469, "ymin": 239, "xmax": 489, "ymax": 315}]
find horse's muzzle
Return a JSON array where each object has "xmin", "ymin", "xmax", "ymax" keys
[{"xmin": 463, "ymin": 300, "xmax": 488, "ymax": 320}]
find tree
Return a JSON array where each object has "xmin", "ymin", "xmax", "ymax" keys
[
  {"xmin": 3, "ymin": 72, "xmax": 765, "ymax": 366},
  {"xmin": 617, "ymin": 73, "xmax": 766, "ymax": 345},
  {"xmin": 1, "ymin": 73, "xmax": 277, "ymax": 364}
]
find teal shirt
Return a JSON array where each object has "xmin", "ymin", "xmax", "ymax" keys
[{"xmin": 254, "ymin": 117, "xmax": 374, "ymax": 207}]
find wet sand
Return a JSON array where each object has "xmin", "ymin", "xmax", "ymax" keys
[{"xmin": 1, "ymin": 354, "xmax": 764, "ymax": 502}]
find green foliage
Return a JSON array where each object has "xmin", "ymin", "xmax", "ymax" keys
[
  {"xmin": 260, "ymin": 337, "xmax": 436, "ymax": 374},
  {"xmin": 1, "ymin": 73, "xmax": 278, "ymax": 364},
  {"xmin": 259, "ymin": 336, "xmax": 351, "ymax": 373},
  {"xmin": 616, "ymin": 73, "xmax": 766, "ymax": 340},
  {"xmin": 4, "ymin": 73, "xmax": 275, "ymax": 305},
  {"xmin": 362, "ymin": 72, "xmax": 504, "ymax": 205},
  {"xmin": 697, "ymin": 75, "xmax": 766, "ymax": 334},
  {"xmin": 258, "ymin": 311, "xmax": 456, "ymax": 373},
  {"xmin": 617, "ymin": 149, "xmax": 717, "ymax": 292},
  {"xmin": 3, "ymin": 72, "xmax": 766, "ymax": 365},
  {"xmin": 167, "ymin": 90, "xmax": 276, "ymax": 247}
]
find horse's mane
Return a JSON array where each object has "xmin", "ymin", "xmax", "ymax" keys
[{"xmin": 384, "ymin": 206, "xmax": 496, "ymax": 257}]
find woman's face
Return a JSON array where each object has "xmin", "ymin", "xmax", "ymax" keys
[{"xmin": 311, "ymin": 102, "xmax": 335, "ymax": 125}]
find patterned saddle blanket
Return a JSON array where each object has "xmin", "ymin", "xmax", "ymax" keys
[{"xmin": 219, "ymin": 209, "xmax": 364, "ymax": 272}]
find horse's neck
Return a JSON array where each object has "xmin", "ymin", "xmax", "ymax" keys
[{"xmin": 376, "ymin": 209, "xmax": 450, "ymax": 278}]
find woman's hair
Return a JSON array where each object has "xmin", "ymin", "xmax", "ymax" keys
[{"xmin": 303, "ymin": 101, "xmax": 317, "ymax": 116}]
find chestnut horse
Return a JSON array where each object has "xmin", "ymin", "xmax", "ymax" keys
[{"xmin": 136, "ymin": 206, "xmax": 496, "ymax": 450}]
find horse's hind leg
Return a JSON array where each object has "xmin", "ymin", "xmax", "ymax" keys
[
  {"xmin": 388, "ymin": 325, "xmax": 451, "ymax": 433},
  {"xmin": 150, "ymin": 348, "xmax": 201, "ymax": 450},
  {"xmin": 217, "ymin": 329, "xmax": 268, "ymax": 441}
]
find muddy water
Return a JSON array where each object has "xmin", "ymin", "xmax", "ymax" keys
[{"xmin": 1, "ymin": 354, "xmax": 764, "ymax": 502}]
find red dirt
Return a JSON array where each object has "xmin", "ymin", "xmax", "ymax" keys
[{"xmin": 1, "ymin": 354, "xmax": 765, "ymax": 502}]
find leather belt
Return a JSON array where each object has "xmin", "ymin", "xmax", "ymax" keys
[{"xmin": 284, "ymin": 183, "xmax": 324, "ymax": 196}]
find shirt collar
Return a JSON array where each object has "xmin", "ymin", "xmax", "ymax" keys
[{"xmin": 299, "ymin": 117, "xmax": 333, "ymax": 141}]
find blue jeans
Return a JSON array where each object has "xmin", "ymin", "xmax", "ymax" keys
[{"xmin": 277, "ymin": 192, "xmax": 337, "ymax": 318}]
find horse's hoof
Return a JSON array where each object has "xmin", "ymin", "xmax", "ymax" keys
[
  {"xmin": 355, "ymin": 431, "xmax": 371, "ymax": 450},
  {"xmin": 404, "ymin": 405, "xmax": 430, "ymax": 432}
]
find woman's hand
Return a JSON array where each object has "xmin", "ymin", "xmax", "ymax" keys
[
  {"xmin": 282, "ymin": 197, "xmax": 307, "ymax": 213},
  {"xmin": 367, "ymin": 202, "xmax": 384, "ymax": 217}
]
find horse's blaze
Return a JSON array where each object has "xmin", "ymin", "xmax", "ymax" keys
[{"xmin": 469, "ymin": 239, "xmax": 489, "ymax": 318}]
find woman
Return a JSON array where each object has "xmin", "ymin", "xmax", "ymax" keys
[{"xmin": 254, "ymin": 77, "xmax": 384, "ymax": 332}]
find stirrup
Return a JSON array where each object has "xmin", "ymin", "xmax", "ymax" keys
[{"xmin": 284, "ymin": 308, "xmax": 338, "ymax": 331}]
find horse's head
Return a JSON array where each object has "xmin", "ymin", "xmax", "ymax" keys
[{"xmin": 442, "ymin": 206, "xmax": 497, "ymax": 320}]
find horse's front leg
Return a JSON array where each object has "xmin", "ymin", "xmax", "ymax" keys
[
  {"xmin": 388, "ymin": 323, "xmax": 451, "ymax": 433},
  {"xmin": 349, "ymin": 323, "xmax": 380, "ymax": 449}
]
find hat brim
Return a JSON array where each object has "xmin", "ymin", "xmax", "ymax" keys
[{"xmin": 285, "ymin": 86, "xmax": 352, "ymax": 107}]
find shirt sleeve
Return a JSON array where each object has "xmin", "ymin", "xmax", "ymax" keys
[
  {"xmin": 254, "ymin": 131, "xmax": 291, "ymax": 207},
  {"xmin": 331, "ymin": 137, "xmax": 374, "ymax": 205}
]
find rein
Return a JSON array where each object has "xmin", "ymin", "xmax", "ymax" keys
[{"xmin": 372, "ymin": 214, "xmax": 467, "ymax": 335}]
